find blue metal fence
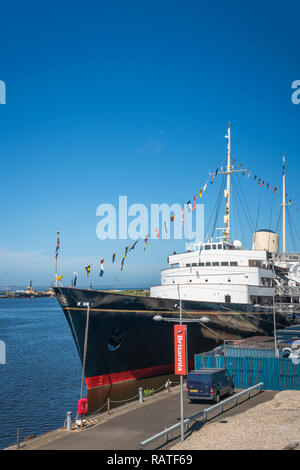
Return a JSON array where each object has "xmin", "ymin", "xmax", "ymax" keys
[
  {"xmin": 224, "ymin": 347, "xmax": 276, "ymax": 358},
  {"xmin": 195, "ymin": 353, "xmax": 300, "ymax": 391}
]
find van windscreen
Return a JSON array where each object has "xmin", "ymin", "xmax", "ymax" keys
[{"xmin": 190, "ymin": 374, "xmax": 211, "ymax": 384}]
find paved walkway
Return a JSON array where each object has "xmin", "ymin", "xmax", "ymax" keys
[{"xmin": 13, "ymin": 387, "xmax": 277, "ymax": 451}]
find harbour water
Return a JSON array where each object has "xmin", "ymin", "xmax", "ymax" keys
[
  {"xmin": 0, "ymin": 297, "xmax": 82, "ymax": 449},
  {"xmin": 0, "ymin": 297, "xmax": 179, "ymax": 449}
]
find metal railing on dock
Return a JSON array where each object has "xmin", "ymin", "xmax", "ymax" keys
[
  {"xmin": 66, "ymin": 379, "xmax": 181, "ymax": 431},
  {"xmin": 89, "ymin": 379, "xmax": 177, "ymax": 417},
  {"xmin": 138, "ymin": 382, "xmax": 263, "ymax": 449}
]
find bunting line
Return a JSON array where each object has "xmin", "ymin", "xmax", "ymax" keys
[{"xmin": 73, "ymin": 157, "xmax": 299, "ymax": 284}]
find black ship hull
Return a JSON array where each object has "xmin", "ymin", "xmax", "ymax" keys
[{"xmin": 54, "ymin": 287, "xmax": 291, "ymax": 390}]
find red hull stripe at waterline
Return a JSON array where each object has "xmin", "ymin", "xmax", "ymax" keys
[{"xmin": 85, "ymin": 361, "xmax": 194, "ymax": 389}]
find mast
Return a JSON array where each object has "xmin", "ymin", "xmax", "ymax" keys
[
  {"xmin": 282, "ymin": 153, "xmax": 286, "ymax": 253},
  {"xmin": 224, "ymin": 122, "xmax": 231, "ymax": 243},
  {"xmin": 209, "ymin": 123, "xmax": 246, "ymax": 243},
  {"xmin": 54, "ymin": 228, "xmax": 60, "ymax": 287}
]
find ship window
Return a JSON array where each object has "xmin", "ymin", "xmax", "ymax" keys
[
  {"xmin": 212, "ymin": 262, "xmax": 219, "ymax": 266},
  {"xmin": 261, "ymin": 296, "xmax": 272, "ymax": 306},
  {"xmin": 221, "ymin": 262, "xmax": 228, "ymax": 266},
  {"xmin": 199, "ymin": 262, "xmax": 204, "ymax": 266},
  {"xmin": 108, "ymin": 327, "xmax": 127, "ymax": 352},
  {"xmin": 218, "ymin": 244, "xmax": 222, "ymax": 249},
  {"xmin": 249, "ymin": 260, "xmax": 261, "ymax": 267},
  {"xmin": 230, "ymin": 262, "xmax": 238, "ymax": 266},
  {"xmin": 192, "ymin": 263, "xmax": 197, "ymax": 266},
  {"xmin": 206, "ymin": 262, "xmax": 211, "ymax": 266},
  {"xmin": 204, "ymin": 245, "xmax": 211, "ymax": 250},
  {"xmin": 212, "ymin": 244, "xmax": 217, "ymax": 250},
  {"xmin": 261, "ymin": 277, "xmax": 271, "ymax": 287}
]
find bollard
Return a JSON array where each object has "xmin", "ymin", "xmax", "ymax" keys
[
  {"xmin": 107, "ymin": 397, "xmax": 110, "ymax": 415},
  {"xmin": 139, "ymin": 387, "xmax": 143, "ymax": 403},
  {"xmin": 167, "ymin": 379, "xmax": 171, "ymax": 393},
  {"xmin": 66, "ymin": 412, "xmax": 72, "ymax": 431}
]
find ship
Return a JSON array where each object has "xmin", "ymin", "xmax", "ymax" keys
[
  {"xmin": 1, "ymin": 281, "xmax": 55, "ymax": 298},
  {"xmin": 54, "ymin": 123, "xmax": 299, "ymax": 391}
]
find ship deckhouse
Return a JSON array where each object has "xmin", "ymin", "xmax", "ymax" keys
[{"xmin": 150, "ymin": 239, "xmax": 275, "ymax": 305}]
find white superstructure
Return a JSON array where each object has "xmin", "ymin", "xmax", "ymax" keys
[{"xmin": 150, "ymin": 239, "xmax": 275, "ymax": 305}]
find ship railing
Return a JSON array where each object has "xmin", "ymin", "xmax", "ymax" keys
[
  {"xmin": 138, "ymin": 382, "xmax": 264, "ymax": 449},
  {"xmin": 272, "ymin": 253, "xmax": 300, "ymax": 263},
  {"xmin": 274, "ymin": 285, "xmax": 300, "ymax": 314},
  {"xmin": 274, "ymin": 285, "xmax": 300, "ymax": 297}
]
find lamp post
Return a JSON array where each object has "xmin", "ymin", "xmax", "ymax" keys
[
  {"xmin": 272, "ymin": 294, "xmax": 279, "ymax": 358},
  {"xmin": 153, "ymin": 288, "xmax": 185, "ymax": 442},
  {"xmin": 153, "ymin": 325, "xmax": 185, "ymax": 441},
  {"xmin": 179, "ymin": 293, "xmax": 184, "ymax": 442},
  {"xmin": 254, "ymin": 302, "xmax": 279, "ymax": 357},
  {"xmin": 153, "ymin": 299, "xmax": 231, "ymax": 443}
]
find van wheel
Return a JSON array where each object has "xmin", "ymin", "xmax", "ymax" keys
[{"xmin": 214, "ymin": 393, "xmax": 220, "ymax": 404}]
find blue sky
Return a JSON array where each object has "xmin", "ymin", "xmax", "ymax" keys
[{"xmin": 0, "ymin": 0, "xmax": 300, "ymax": 288}]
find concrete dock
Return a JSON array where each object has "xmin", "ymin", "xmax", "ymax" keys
[{"xmin": 8, "ymin": 386, "xmax": 277, "ymax": 451}]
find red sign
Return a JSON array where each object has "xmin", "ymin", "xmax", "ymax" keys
[
  {"xmin": 78, "ymin": 398, "xmax": 88, "ymax": 415},
  {"xmin": 174, "ymin": 324, "xmax": 187, "ymax": 375}
]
